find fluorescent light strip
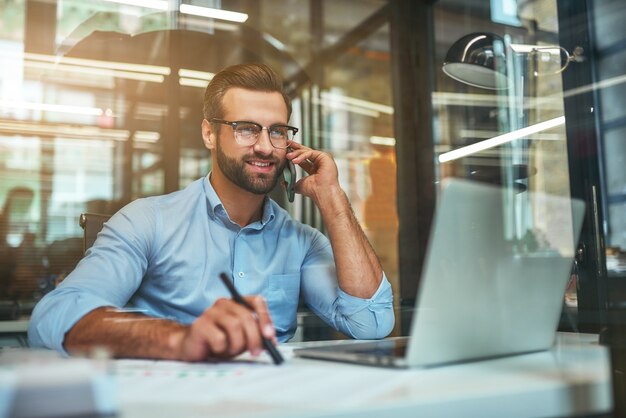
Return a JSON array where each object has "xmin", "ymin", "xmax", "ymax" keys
[
  {"xmin": 0, "ymin": 121, "xmax": 128, "ymax": 140},
  {"xmin": 133, "ymin": 131, "xmax": 160, "ymax": 143},
  {"xmin": 38, "ymin": 73, "xmax": 115, "ymax": 90},
  {"xmin": 459, "ymin": 129, "xmax": 561, "ymax": 141},
  {"xmin": 0, "ymin": 120, "xmax": 160, "ymax": 144},
  {"xmin": 179, "ymin": 4, "xmax": 248, "ymax": 23},
  {"xmin": 0, "ymin": 100, "xmax": 105, "ymax": 116},
  {"xmin": 435, "ymin": 144, "xmax": 534, "ymax": 157},
  {"xmin": 432, "ymin": 92, "xmax": 563, "ymax": 110},
  {"xmin": 24, "ymin": 52, "xmax": 170, "ymax": 76},
  {"xmin": 369, "ymin": 136, "xmax": 396, "ymax": 146},
  {"xmin": 438, "ymin": 116, "xmax": 565, "ymax": 163},
  {"xmin": 101, "ymin": 0, "xmax": 169, "ymax": 10},
  {"xmin": 26, "ymin": 60, "xmax": 165, "ymax": 83},
  {"xmin": 179, "ymin": 78, "xmax": 209, "ymax": 88},
  {"xmin": 263, "ymin": 33, "xmax": 287, "ymax": 52},
  {"xmin": 178, "ymin": 69, "xmax": 214, "ymax": 81},
  {"xmin": 313, "ymin": 97, "xmax": 379, "ymax": 117},
  {"xmin": 562, "ymin": 73, "xmax": 626, "ymax": 99},
  {"xmin": 509, "ymin": 44, "xmax": 561, "ymax": 54},
  {"xmin": 178, "ymin": 14, "xmax": 240, "ymax": 32},
  {"xmin": 433, "ymin": 92, "xmax": 502, "ymax": 107},
  {"xmin": 321, "ymin": 92, "xmax": 393, "ymax": 114}
]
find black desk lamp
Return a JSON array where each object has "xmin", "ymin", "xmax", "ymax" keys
[
  {"xmin": 442, "ymin": 31, "xmax": 584, "ymax": 90},
  {"xmin": 442, "ymin": 32, "xmax": 508, "ymax": 90}
]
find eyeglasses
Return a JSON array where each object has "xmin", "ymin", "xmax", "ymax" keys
[{"xmin": 210, "ymin": 118, "xmax": 298, "ymax": 149}]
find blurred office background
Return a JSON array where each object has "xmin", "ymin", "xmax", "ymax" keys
[{"xmin": 0, "ymin": 0, "xmax": 625, "ymax": 346}]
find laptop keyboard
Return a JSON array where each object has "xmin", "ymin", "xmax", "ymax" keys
[{"xmin": 350, "ymin": 340, "xmax": 408, "ymax": 357}]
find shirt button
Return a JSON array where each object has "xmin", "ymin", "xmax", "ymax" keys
[{"xmin": 238, "ymin": 271, "xmax": 245, "ymax": 278}]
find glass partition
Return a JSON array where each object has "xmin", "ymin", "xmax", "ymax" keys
[
  {"xmin": 430, "ymin": 0, "xmax": 626, "ymax": 337},
  {"xmin": 0, "ymin": 1, "xmax": 398, "ymax": 329},
  {"xmin": 431, "ymin": 0, "xmax": 579, "ymax": 320}
]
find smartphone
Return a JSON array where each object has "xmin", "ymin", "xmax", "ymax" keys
[
  {"xmin": 283, "ymin": 147, "xmax": 296, "ymax": 203},
  {"xmin": 283, "ymin": 159, "xmax": 296, "ymax": 203}
]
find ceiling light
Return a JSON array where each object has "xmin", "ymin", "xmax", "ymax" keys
[
  {"xmin": 321, "ymin": 92, "xmax": 393, "ymax": 114},
  {"xmin": 179, "ymin": 78, "xmax": 209, "ymax": 88},
  {"xmin": 100, "ymin": 0, "xmax": 169, "ymax": 10},
  {"xmin": 369, "ymin": 136, "xmax": 396, "ymax": 146},
  {"xmin": 178, "ymin": 69, "xmax": 213, "ymax": 88},
  {"xmin": 24, "ymin": 52, "xmax": 170, "ymax": 75},
  {"xmin": 26, "ymin": 60, "xmax": 165, "ymax": 83},
  {"xmin": 312, "ymin": 97, "xmax": 379, "ymax": 118},
  {"xmin": 179, "ymin": 4, "xmax": 248, "ymax": 23},
  {"xmin": 178, "ymin": 69, "xmax": 214, "ymax": 80},
  {"xmin": 438, "ymin": 116, "xmax": 565, "ymax": 163},
  {"xmin": 0, "ymin": 120, "xmax": 129, "ymax": 141},
  {"xmin": 0, "ymin": 100, "xmax": 105, "ymax": 116}
]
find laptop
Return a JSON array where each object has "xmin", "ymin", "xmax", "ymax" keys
[{"xmin": 294, "ymin": 178, "xmax": 585, "ymax": 368}]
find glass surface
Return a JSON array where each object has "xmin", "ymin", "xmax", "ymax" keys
[
  {"xmin": 432, "ymin": 0, "xmax": 579, "ymax": 312},
  {"xmin": 5, "ymin": 0, "xmax": 623, "ymax": 348},
  {"xmin": 594, "ymin": 1, "xmax": 626, "ymax": 274},
  {"xmin": 431, "ymin": 0, "xmax": 626, "ymax": 336},
  {"xmin": 429, "ymin": 1, "xmax": 625, "ymax": 412},
  {"xmin": 0, "ymin": 1, "xmax": 397, "ymax": 320}
]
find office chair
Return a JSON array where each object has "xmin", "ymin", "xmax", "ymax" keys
[{"xmin": 79, "ymin": 213, "xmax": 111, "ymax": 254}]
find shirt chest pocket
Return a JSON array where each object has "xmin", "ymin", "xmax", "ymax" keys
[{"xmin": 266, "ymin": 273, "xmax": 301, "ymax": 336}]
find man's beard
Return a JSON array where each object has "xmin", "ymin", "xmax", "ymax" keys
[{"xmin": 215, "ymin": 143, "xmax": 285, "ymax": 195}]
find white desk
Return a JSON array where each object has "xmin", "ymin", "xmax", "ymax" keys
[{"xmin": 115, "ymin": 332, "xmax": 612, "ymax": 418}]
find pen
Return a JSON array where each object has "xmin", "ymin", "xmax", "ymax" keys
[{"xmin": 219, "ymin": 272, "xmax": 284, "ymax": 365}]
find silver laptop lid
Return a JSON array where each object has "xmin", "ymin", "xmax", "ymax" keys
[
  {"xmin": 405, "ymin": 179, "xmax": 585, "ymax": 367},
  {"xmin": 293, "ymin": 179, "xmax": 584, "ymax": 368}
]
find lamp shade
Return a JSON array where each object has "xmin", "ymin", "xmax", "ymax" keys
[{"xmin": 442, "ymin": 32, "xmax": 508, "ymax": 90}]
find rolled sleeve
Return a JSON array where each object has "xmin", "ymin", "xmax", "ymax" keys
[
  {"xmin": 28, "ymin": 288, "xmax": 116, "ymax": 355},
  {"xmin": 28, "ymin": 199, "xmax": 154, "ymax": 354},
  {"xmin": 333, "ymin": 274, "xmax": 395, "ymax": 339},
  {"xmin": 300, "ymin": 229, "xmax": 395, "ymax": 340}
]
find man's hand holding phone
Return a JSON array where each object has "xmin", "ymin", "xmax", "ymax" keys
[{"xmin": 285, "ymin": 142, "xmax": 341, "ymax": 207}]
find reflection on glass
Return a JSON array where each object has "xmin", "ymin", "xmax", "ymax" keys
[
  {"xmin": 0, "ymin": 1, "xmax": 397, "ymax": 324},
  {"xmin": 433, "ymin": 0, "xmax": 578, "ymax": 318}
]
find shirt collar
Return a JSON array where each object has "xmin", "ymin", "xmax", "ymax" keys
[
  {"xmin": 260, "ymin": 197, "xmax": 276, "ymax": 226},
  {"xmin": 204, "ymin": 173, "xmax": 221, "ymax": 220},
  {"xmin": 204, "ymin": 173, "xmax": 275, "ymax": 227}
]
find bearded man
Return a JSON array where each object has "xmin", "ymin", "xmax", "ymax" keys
[{"xmin": 29, "ymin": 63, "xmax": 394, "ymax": 361}]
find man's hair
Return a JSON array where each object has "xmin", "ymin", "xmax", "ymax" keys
[{"xmin": 202, "ymin": 63, "xmax": 292, "ymax": 122}]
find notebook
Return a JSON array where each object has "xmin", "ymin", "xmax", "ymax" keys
[{"xmin": 294, "ymin": 178, "xmax": 585, "ymax": 368}]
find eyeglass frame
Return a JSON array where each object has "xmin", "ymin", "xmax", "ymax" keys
[{"xmin": 210, "ymin": 118, "xmax": 298, "ymax": 149}]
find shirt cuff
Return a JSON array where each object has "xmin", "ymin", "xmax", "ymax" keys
[
  {"xmin": 28, "ymin": 288, "xmax": 117, "ymax": 356},
  {"xmin": 336, "ymin": 273, "xmax": 393, "ymax": 315}
]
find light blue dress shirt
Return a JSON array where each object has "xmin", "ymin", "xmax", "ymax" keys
[{"xmin": 28, "ymin": 175, "xmax": 394, "ymax": 354}]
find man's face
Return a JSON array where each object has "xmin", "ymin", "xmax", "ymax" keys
[
  {"xmin": 210, "ymin": 88, "xmax": 289, "ymax": 195},
  {"xmin": 214, "ymin": 137, "xmax": 286, "ymax": 195}
]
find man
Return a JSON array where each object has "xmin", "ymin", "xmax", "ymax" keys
[{"xmin": 28, "ymin": 63, "xmax": 394, "ymax": 361}]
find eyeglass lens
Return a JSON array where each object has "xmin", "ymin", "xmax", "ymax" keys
[{"xmin": 234, "ymin": 123, "xmax": 294, "ymax": 148}]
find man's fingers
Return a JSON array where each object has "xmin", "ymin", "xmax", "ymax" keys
[
  {"xmin": 287, "ymin": 147, "xmax": 333, "ymax": 178},
  {"xmin": 297, "ymin": 158, "xmax": 317, "ymax": 175},
  {"xmin": 195, "ymin": 320, "xmax": 228, "ymax": 356},
  {"xmin": 286, "ymin": 143, "xmax": 312, "ymax": 160},
  {"xmin": 244, "ymin": 296, "xmax": 275, "ymax": 340},
  {"xmin": 184, "ymin": 298, "xmax": 273, "ymax": 360},
  {"xmin": 179, "ymin": 319, "xmax": 226, "ymax": 361},
  {"xmin": 290, "ymin": 149, "xmax": 316, "ymax": 165}
]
